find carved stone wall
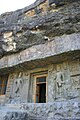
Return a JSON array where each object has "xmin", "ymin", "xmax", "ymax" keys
[
  {"xmin": 5, "ymin": 59, "xmax": 80, "ymax": 103},
  {"xmin": 48, "ymin": 59, "xmax": 80, "ymax": 102},
  {"xmin": 5, "ymin": 71, "xmax": 30, "ymax": 103}
]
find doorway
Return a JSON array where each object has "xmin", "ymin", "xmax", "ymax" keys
[{"xmin": 35, "ymin": 76, "xmax": 47, "ymax": 103}]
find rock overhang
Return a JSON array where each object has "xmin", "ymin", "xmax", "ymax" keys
[{"xmin": 0, "ymin": 33, "xmax": 80, "ymax": 74}]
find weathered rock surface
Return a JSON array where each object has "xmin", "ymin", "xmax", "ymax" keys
[
  {"xmin": 21, "ymin": 102, "xmax": 80, "ymax": 119},
  {"xmin": 0, "ymin": 101, "xmax": 80, "ymax": 120},
  {"xmin": 0, "ymin": 0, "xmax": 80, "ymax": 58},
  {"xmin": 0, "ymin": 106, "xmax": 29, "ymax": 120}
]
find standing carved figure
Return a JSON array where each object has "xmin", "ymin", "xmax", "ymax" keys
[
  {"xmin": 14, "ymin": 78, "xmax": 23, "ymax": 97},
  {"xmin": 55, "ymin": 72, "xmax": 65, "ymax": 99},
  {"xmin": 13, "ymin": 73, "xmax": 24, "ymax": 98}
]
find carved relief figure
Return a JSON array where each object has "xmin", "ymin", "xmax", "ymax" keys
[
  {"xmin": 14, "ymin": 79, "xmax": 22, "ymax": 97},
  {"xmin": 55, "ymin": 72, "xmax": 65, "ymax": 99},
  {"xmin": 13, "ymin": 73, "xmax": 24, "ymax": 98}
]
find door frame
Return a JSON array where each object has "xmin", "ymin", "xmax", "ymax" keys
[{"xmin": 33, "ymin": 74, "xmax": 48, "ymax": 103}]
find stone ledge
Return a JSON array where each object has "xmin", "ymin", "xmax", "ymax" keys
[
  {"xmin": 0, "ymin": 33, "xmax": 80, "ymax": 73},
  {"xmin": 20, "ymin": 101, "xmax": 80, "ymax": 119},
  {"xmin": 2, "ymin": 101, "xmax": 80, "ymax": 119}
]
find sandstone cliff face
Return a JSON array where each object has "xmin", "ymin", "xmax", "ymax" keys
[
  {"xmin": 0, "ymin": 0, "xmax": 80, "ymax": 58},
  {"xmin": 0, "ymin": 1, "xmax": 80, "ymax": 119}
]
